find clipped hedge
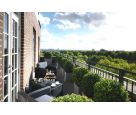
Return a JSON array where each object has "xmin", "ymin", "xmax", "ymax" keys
[
  {"xmin": 94, "ymin": 79, "xmax": 129, "ymax": 102},
  {"xmin": 72, "ymin": 67, "xmax": 89, "ymax": 86},
  {"xmin": 52, "ymin": 93, "xmax": 92, "ymax": 102},
  {"xmin": 43, "ymin": 51, "xmax": 52, "ymax": 58},
  {"xmin": 63, "ymin": 59, "xmax": 73, "ymax": 73},
  {"xmin": 81, "ymin": 72, "xmax": 101, "ymax": 97},
  {"xmin": 57, "ymin": 56, "xmax": 73, "ymax": 73}
]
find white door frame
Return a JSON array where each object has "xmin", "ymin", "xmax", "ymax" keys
[{"xmin": 3, "ymin": 12, "xmax": 19, "ymax": 102}]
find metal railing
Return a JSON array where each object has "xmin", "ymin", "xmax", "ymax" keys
[{"xmin": 58, "ymin": 52, "xmax": 136, "ymax": 101}]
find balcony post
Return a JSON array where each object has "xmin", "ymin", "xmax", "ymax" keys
[{"xmin": 119, "ymin": 69, "xmax": 125, "ymax": 85}]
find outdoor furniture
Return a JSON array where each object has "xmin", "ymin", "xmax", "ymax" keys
[
  {"xmin": 28, "ymin": 81, "xmax": 63, "ymax": 102},
  {"xmin": 35, "ymin": 62, "xmax": 48, "ymax": 78},
  {"xmin": 35, "ymin": 67, "xmax": 46, "ymax": 78},
  {"xmin": 38, "ymin": 62, "xmax": 48, "ymax": 68},
  {"xmin": 37, "ymin": 79, "xmax": 54, "ymax": 87},
  {"xmin": 45, "ymin": 71, "xmax": 56, "ymax": 81},
  {"xmin": 35, "ymin": 94, "xmax": 54, "ymax": 102},
  {"xmin": 28, "ymin": 86, "xmax": 51, "ymax": 98},
  {"xmin": 51, "ymin": 82, "xmax": 63, "ymax": 97}
]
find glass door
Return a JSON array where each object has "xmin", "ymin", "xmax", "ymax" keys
[
  {"xmin": 3, "ymin": 13, "xmax": 19, "ymax": 102},
  {"xmin": 3, "ymin": 12, "xmax": 10, "ymax": 102},
  {"xmin": 11, "ymin": 13, "xmax": 19, "ymax": 102}
]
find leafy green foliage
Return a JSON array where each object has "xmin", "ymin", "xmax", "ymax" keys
[
  {"xmin": 52, "ymin": 93, "xmax": 92, "ymax": 102},
  {"xmin": 56, "ymin": 55, "xmax": 73, "ymax": 73},
  {"xmin": 72, "ymin": 67, "xmax": 89, "ymax": 86},
  {"xmin": 43, "ymin": 51, "xmax": 52, "ymax": 58},
  {"xmin": 94, "ymin": 79, "xmax": 129, "ymax": 102},
  {"xmin": 97, "ymin": 57, "xmax": 136, "ymax": 80},
  {"xmin": 42, "ymin": 50, "xmax": 136, "ymax": 80},
  {"xmin": 63, "ymin": 59, "xmax": 73, "ymax": 73},
  {"xmin": 81, "ymin": 72, "xmax": 101, "ymax": 97},
  {"xmin": 87, "ymin": 55, "xmax": 107, "ymax": 65}
]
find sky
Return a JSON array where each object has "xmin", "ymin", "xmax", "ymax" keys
[{"xmin": 39, "ymin": 11, "xmax": 136, "ymax": 51}]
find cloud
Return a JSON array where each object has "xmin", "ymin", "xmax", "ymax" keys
[
  {"xmin": 54, "ymin": 12, "xmax": 106, "ymax": 30},
  {"xmin": 40, "ymin": 12, "xmax": 136, "ymax": 51},
  {"xmin": 38, "ymin": 13, "xmax": 50, "ymax": 26},
  {"xmin": 41, "ymin": 29, "xmax": 53, "ymax": 42},
  {"xmin": 56, "ymin": 20, "xmax": 81, "ymax": 30},
  {"xmin": 40, "ymin": 29, "xmax": 107, "ymax": 50}
]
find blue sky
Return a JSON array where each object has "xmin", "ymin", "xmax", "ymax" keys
[{"xmin": 39, "ymin": 12, "xmax": 136, "ymax": 51}]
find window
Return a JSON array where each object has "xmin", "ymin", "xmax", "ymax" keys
[
  {"xmin": 4, "ymin": 56, "xmax": 8, "ymax": 75},
  {"xmin": 33, "ymin": 28, "xmax": 36, "ymax": 66},
  {"xmin": 4, "ymin": 13, "xmax": 9, "ymax": 54},
  {"xmin": 4, "ymin": 77, "xmax": 8, "ymax": 96},
  {"xmin": 4, "ymin": 13, "xmax": 8, "ymax": 33},
  {"xmin": 38, "ymin": 37, "xmax": 40, "ymax": 61}
]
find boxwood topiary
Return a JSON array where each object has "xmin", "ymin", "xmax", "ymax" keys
[
  {"xmin": 72, "ymin": 67, "xmax": 89, "ymax": 86},
  {"xmin": 52, "ymin": 93, "xmax": 92, "ymax": 102},
  {"xmin": 81, "ymin": 72, "xmax": 101, "ymax": 98},
  {"xmin": 94, "ymin": 79, "xmax": 129, "ymax": 102}
]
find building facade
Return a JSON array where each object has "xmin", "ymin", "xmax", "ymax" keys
[{"xmin": 0, "ymin": 12, "xmax": 41, "ymax": 102}]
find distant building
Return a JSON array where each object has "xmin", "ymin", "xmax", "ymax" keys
[{"xmin": 0, "ymin": 12, "xmax": 41, "ymax": 102}]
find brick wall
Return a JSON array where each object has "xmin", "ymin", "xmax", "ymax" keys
[
  {"xmin": 20, "ymin": 12, "xmax": 41, "ymax": 90},
  {"xmin": 0, "ymin": 12, "xmax": 3, "ymax": 101}
]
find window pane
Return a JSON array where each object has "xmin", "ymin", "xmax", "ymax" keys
[
  {"xmin": 4, "ymin": 97, "xmax": 8, "ymax": 102},
  {"xmin": 15, "ymin": 21, "xmax": 17, "ymax": 37},
  {"xmin": 15, "ymin": 38, "xmax": 17, "ymax": 53},
  {"xmin": 12, "ymin": 55, "xmax": 14, "ymax": 70},
  {"xmin": 12, "ymin": 20, "xmax": 17, "ymax": 37},
  {"xmin": 15, "ymin": 54, "xmax": 17, "ymax": 69},
  {"xmin": 12, "ymin": 20, "xmax": 15, "ymax": 36},
  {"xmin": 15, "ymin": 70, "xmax": 17, "ymax": 84},
  {"xmin": 12, "ymin": 90, "xmax": 15, "ymax": 102},
  {"xmin": 4, "ymin": 35, "xmax": 8, "ymax": 54},
  {"xmin": 12, "ymin": 37, "xmax": 15, "ymax": 53},
  {"xmin": 12, "ymin": 72, "xmax": 14, "ymax": 87},
  {"xmin": 4, "ymin": 13, "xmax": 8, "ymax": 33},
  {"xmin": 4, "ymin": 77, "xmax": 8, "ymax": 96},
  {"xmin": 15, "ymin": 86, "xmax": 17, "ymax": 100},
  {"xmin": 4, "ymin": 56, "xmax": 8, "ymax": 75},
  {"xmin": 33, "ymin": 29, "xmax": 36, "ymax": 64}
]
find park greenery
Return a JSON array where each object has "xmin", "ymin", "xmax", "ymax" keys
[{"xmin": 47, "ymin": 49, "xmax": 136, "ymax": 80}]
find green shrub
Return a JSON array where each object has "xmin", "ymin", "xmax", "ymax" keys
[
  {"xmin": 72, "ymin": 67, "xmax": 89, "ymax": 86},
  {"xmin": 63, "ymin": 59, "xmax": 73, "ymax": 73},
  {"xmin": 81, "ymin": 72, "xmax": 101, "ymax": 97},
  {"xmin": 57, "ymin": 56, "xmax": 65, "ymax": 66},
  {"xmin": 94, "ymin": 79, "xmax": 129, "ymax": 102},
  {"xmin": 57, "ymin": 56, "xmax": 73, "ymax": 73},
  {"xmin": 52, "ymin": 93, "xmax": 92, "ymax": 102},
  {"xmin": 43, "ymin": 51, "xmax": 52, "ymax": 58},
  {"xmin": 57, "ymin": 56, "xmax": 63, "ymax": 64}
]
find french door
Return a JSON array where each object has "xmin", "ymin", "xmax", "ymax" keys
[{"xmin": 3, "ymin": 12, "xmax": 19, "ymax": 102}]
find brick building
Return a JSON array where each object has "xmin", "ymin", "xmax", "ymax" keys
[{"xmin": 0, "ymin": 12, "xmax": 41, "ymax": 102}]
